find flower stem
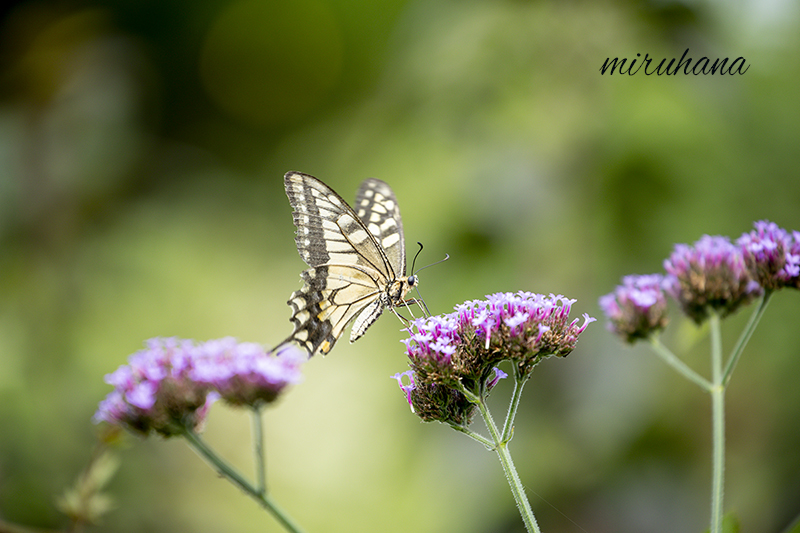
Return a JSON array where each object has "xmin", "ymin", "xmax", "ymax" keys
[
  {"xmin": 649, "ymin": 337, "xmax": 713, "ymax": 392},
  {"xmin": 182, "ymin": 428, "xmax": 305, "ymax": 533},
  {"xmin": 722, "ymin": 291, "xmax": 771, "ymax": 387},
  {"xmin": 449, "ymin": 423, "xmax": 495, "ymax": 449},
  {"xmin": 493, "ymin": 437, "xmax": 541, "ymax": 533},
  {"xmin": 709, "ymin": 312, "xmax": 725, "ymax": 533},
  {"xmin": 501, "ymin": 366, "xmax": 529, "ymax": 444},
  {"xmin": 457, "ymin": 381, "xmax": 541, "ymax": 533},
  {"xmin": 252, "ymin": 405, "xmax": 266, "ymax": 496}
]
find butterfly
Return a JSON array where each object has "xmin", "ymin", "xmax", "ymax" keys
[{"xmin": 279, "ymin": 171, "xmax": 418, "ymax": 357}]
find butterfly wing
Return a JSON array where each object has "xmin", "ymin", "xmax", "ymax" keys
[
  {"xmin": 286, "ymin": 262, "xmax": 385, "ymax": 356},
  {"xmin": 282, "ymin": 172, "xmax": 400, "ymax": 356},
  {"xmin": 354, "ymin": 178, "xmax": 406, "ymax": 277}
]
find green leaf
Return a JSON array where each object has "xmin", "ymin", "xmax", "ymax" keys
[{"xmin": 702, "ymin": 513, "xmax": 740, "ymax": 533}]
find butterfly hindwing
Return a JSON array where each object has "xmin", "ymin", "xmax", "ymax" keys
[
  {"xmin": 286, "ymin": 265, "xmax": 381, "ymax": 356},
  {"xmin": 354, "ymin": 178, "xmax": 406, "ymax": 276},
  {"xmin": 281, "ymin": 172, "xmax": 411, "ymax": 357}
]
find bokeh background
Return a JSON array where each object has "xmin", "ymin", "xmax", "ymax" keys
[{"xmin": 1, "ymin": 0, "xmax": 799, "ymax": 532}]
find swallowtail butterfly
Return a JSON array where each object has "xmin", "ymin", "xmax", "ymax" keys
[{"xmin": 280, "ymin": 171, "xmax": 418, "ymax": 357}]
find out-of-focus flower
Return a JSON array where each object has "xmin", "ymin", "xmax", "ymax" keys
[
  {"xmin": 94, "ymin": 338, "xmax": 305, "ymax": 437},
  {"xmin": 93, "ymin": 338, "xmax": 212, "ymax": 437},
  {"xmin": 737, "ymin": 220, "xmax": 800, "ymax": 291},
  {"xmin": 663, "ymin": 235, "xmax": 761, "ymax": 323},
  {"xmin": 394, "ymin": 292, "xmax": 593, "ymax": 424},
  {"xmin": 190, "ymin": 338, "xmax": 305, "ymax": 406},
  {"xmin": 599, "ymin": 274, "xmax": 668, "ymax": 343}
]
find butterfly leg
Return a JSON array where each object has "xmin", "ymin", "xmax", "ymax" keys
[
  {"xmin": 413, "ymin": 297, "xmax": 432, "ymax": 318},
  {"xmin": 391, "ymin": 298, "xmax": 429, "ymax": 328},
  {"xmin": 389, "ymin": 307, "xmax": 414, "ymax": 329},
  {"xmin": 401, "ymin": 297, "xmax": 430, "ymax": 318}
]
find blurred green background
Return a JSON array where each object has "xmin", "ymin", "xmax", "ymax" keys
[{"xmin": 1, "ymin": 0, "xmax": 799, "ymax": 531}]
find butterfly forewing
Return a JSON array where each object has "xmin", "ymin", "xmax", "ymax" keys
[
  {"xmin": 285, "ymin": 174, "xmax": 390, "ymax": 274},
  {"xmin": 281, "ymin": 172, "xmax": 410, "ymax": 357}
]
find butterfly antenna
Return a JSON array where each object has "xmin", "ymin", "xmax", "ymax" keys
[
  {"xmin": 410, "ymin": 242, "xmax": 424, "ymax": 275},
  {"xmin": 408, "ymin": 243, "xmax": 449, "ymax": 318},
  {"xmin": 414, "ymin": 253, "xmax": 449, "ymax": 274}
]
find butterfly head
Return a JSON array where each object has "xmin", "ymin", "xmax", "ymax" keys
[{"xmin": 407, "ymin": 274, "xmax": 418, "ymax": 288}]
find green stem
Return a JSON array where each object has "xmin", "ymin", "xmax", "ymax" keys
[
  {"xmin": 252, "ymin": 405, "xmax": 266, "ymax": 496},
  {"xmin": 457, "ymin": 381, "xmax": 541, "ymax": 533},
  {"xmin": 709, "ymin": 313, "xmax": 725, "ymax": 533},
  {"xmin": 501, "ymin": 366, "xmax": 529, "ymax": 444},
  {"xmin": 722, "ymin": 291, "xmax": 771, "ymax": 387},
  {"xmin": 182, "ymin": 428, "xmax": 305, "ymax": 533},
  {"xmin": 649, "ymin": 337, "xmax": 713, "ymax": 392},
  {"xmin": 494, "ymin": 437, "xmax": 541, "ymax": 533},
  {"xmin": 449, "ymin": 423, "xmax": 495, "ymax": 449}
]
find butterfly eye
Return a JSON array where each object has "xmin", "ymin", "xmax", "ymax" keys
[{"xmin": 408, "ymin": 275, "xmax": 417, "ymax": 287}]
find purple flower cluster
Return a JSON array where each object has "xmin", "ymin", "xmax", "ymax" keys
[
  {"xmin": 400, "ymin": 314, "xmax": 462, "ymax": 383},
  {"xmin": 190, "ymin": 338, "xmax": 306, "ymax": 406},
  {"xmin": 664, "ymin": 235, "xmax": 760, "ymax": 323},
  {"xmin": 600, "ymin": 220, "xmax": 799, "ymax": 341},
  {"xmin": 737, "ymin": 220, "xmax": 800, "ymax": 291},
  {"xmin": 394, "ymin": 292, "xmax": 594, "ymax": 424},
  {"xmin": 599, "ymin": 274, "xmax": 668, "ymax": 343},
  {"xmin": 94, "ymin": 338, "xmax": 306, "ymax": 437},
  {"xmin": 459, "ymin": 292, "xmax": 594, "ymax": 372}
]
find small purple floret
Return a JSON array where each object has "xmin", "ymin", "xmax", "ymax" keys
[{"xmin": 391, "ymin": 371, "xmax": 416, "ymax": 408}]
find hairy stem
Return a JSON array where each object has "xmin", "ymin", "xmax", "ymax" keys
[
  {"xmin": 252, "ymin": 405, "xmax": 266, "ymax": 496},
  {"xmin": 723, "ymin": 291, "xmax": 771, "ymax": 386},
  {"xmin": 457, "ymin": 381, "xmax": 541, "ymax": 533},
  {"xmin": 183, "ymin": 428, "xmax": 305, "ymax": 533},
  {"xmin": 649, "ymin": 337, "xmax": 713, "ymax": 392},
  {"xmin": 709, "ymin": 313, "xmax": 725, "ymax": 533},
  {"xmin": 501, "ymin": 366, "xmax": 529, "ymax": 444}
]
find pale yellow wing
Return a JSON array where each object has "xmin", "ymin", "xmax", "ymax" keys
[{"xmin": 281, "ymin": 172, "xmax": 405, "ymax": 356}]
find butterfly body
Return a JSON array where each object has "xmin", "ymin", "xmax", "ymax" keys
[{"xmin": 282, "ymin": 172, "xmax": 416, "ymax": 357}]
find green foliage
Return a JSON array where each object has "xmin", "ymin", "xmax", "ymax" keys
[
  {"xmin": 1, "ymin": 0, "xmax": 799, "ymax": 532},
  {"xmin": 703, "ymin": 513, "xmax": 741, "ymax": 533}
]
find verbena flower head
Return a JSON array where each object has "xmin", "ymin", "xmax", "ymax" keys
[
  {"xmin": 405, "ymin": 292, "xmax": 595, "ymax": 381},
  {"xmin": 395, "ymin": 292, "xmax": 594, "ymax": 424},
  {"xmin": 190, "ymin": 338, "xmax": 305, "ymax": 406},
  {"xmin": 599, "ymin": 274, "xmax": 668, "ymax": 343},
  {"xmin": 94, "ymin": 338, "xmax": 305, "ymax": 437},
  {"xmin": 663, "ymin": 235, "xmax": 761, "ymax": 324},
  {"xmin": 93, "ymin": 338, "xmax": 212, "ymax": 437},
  {"xmin": 737, "ymin": 220, "xmax": 800, "ymax": 291}
]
